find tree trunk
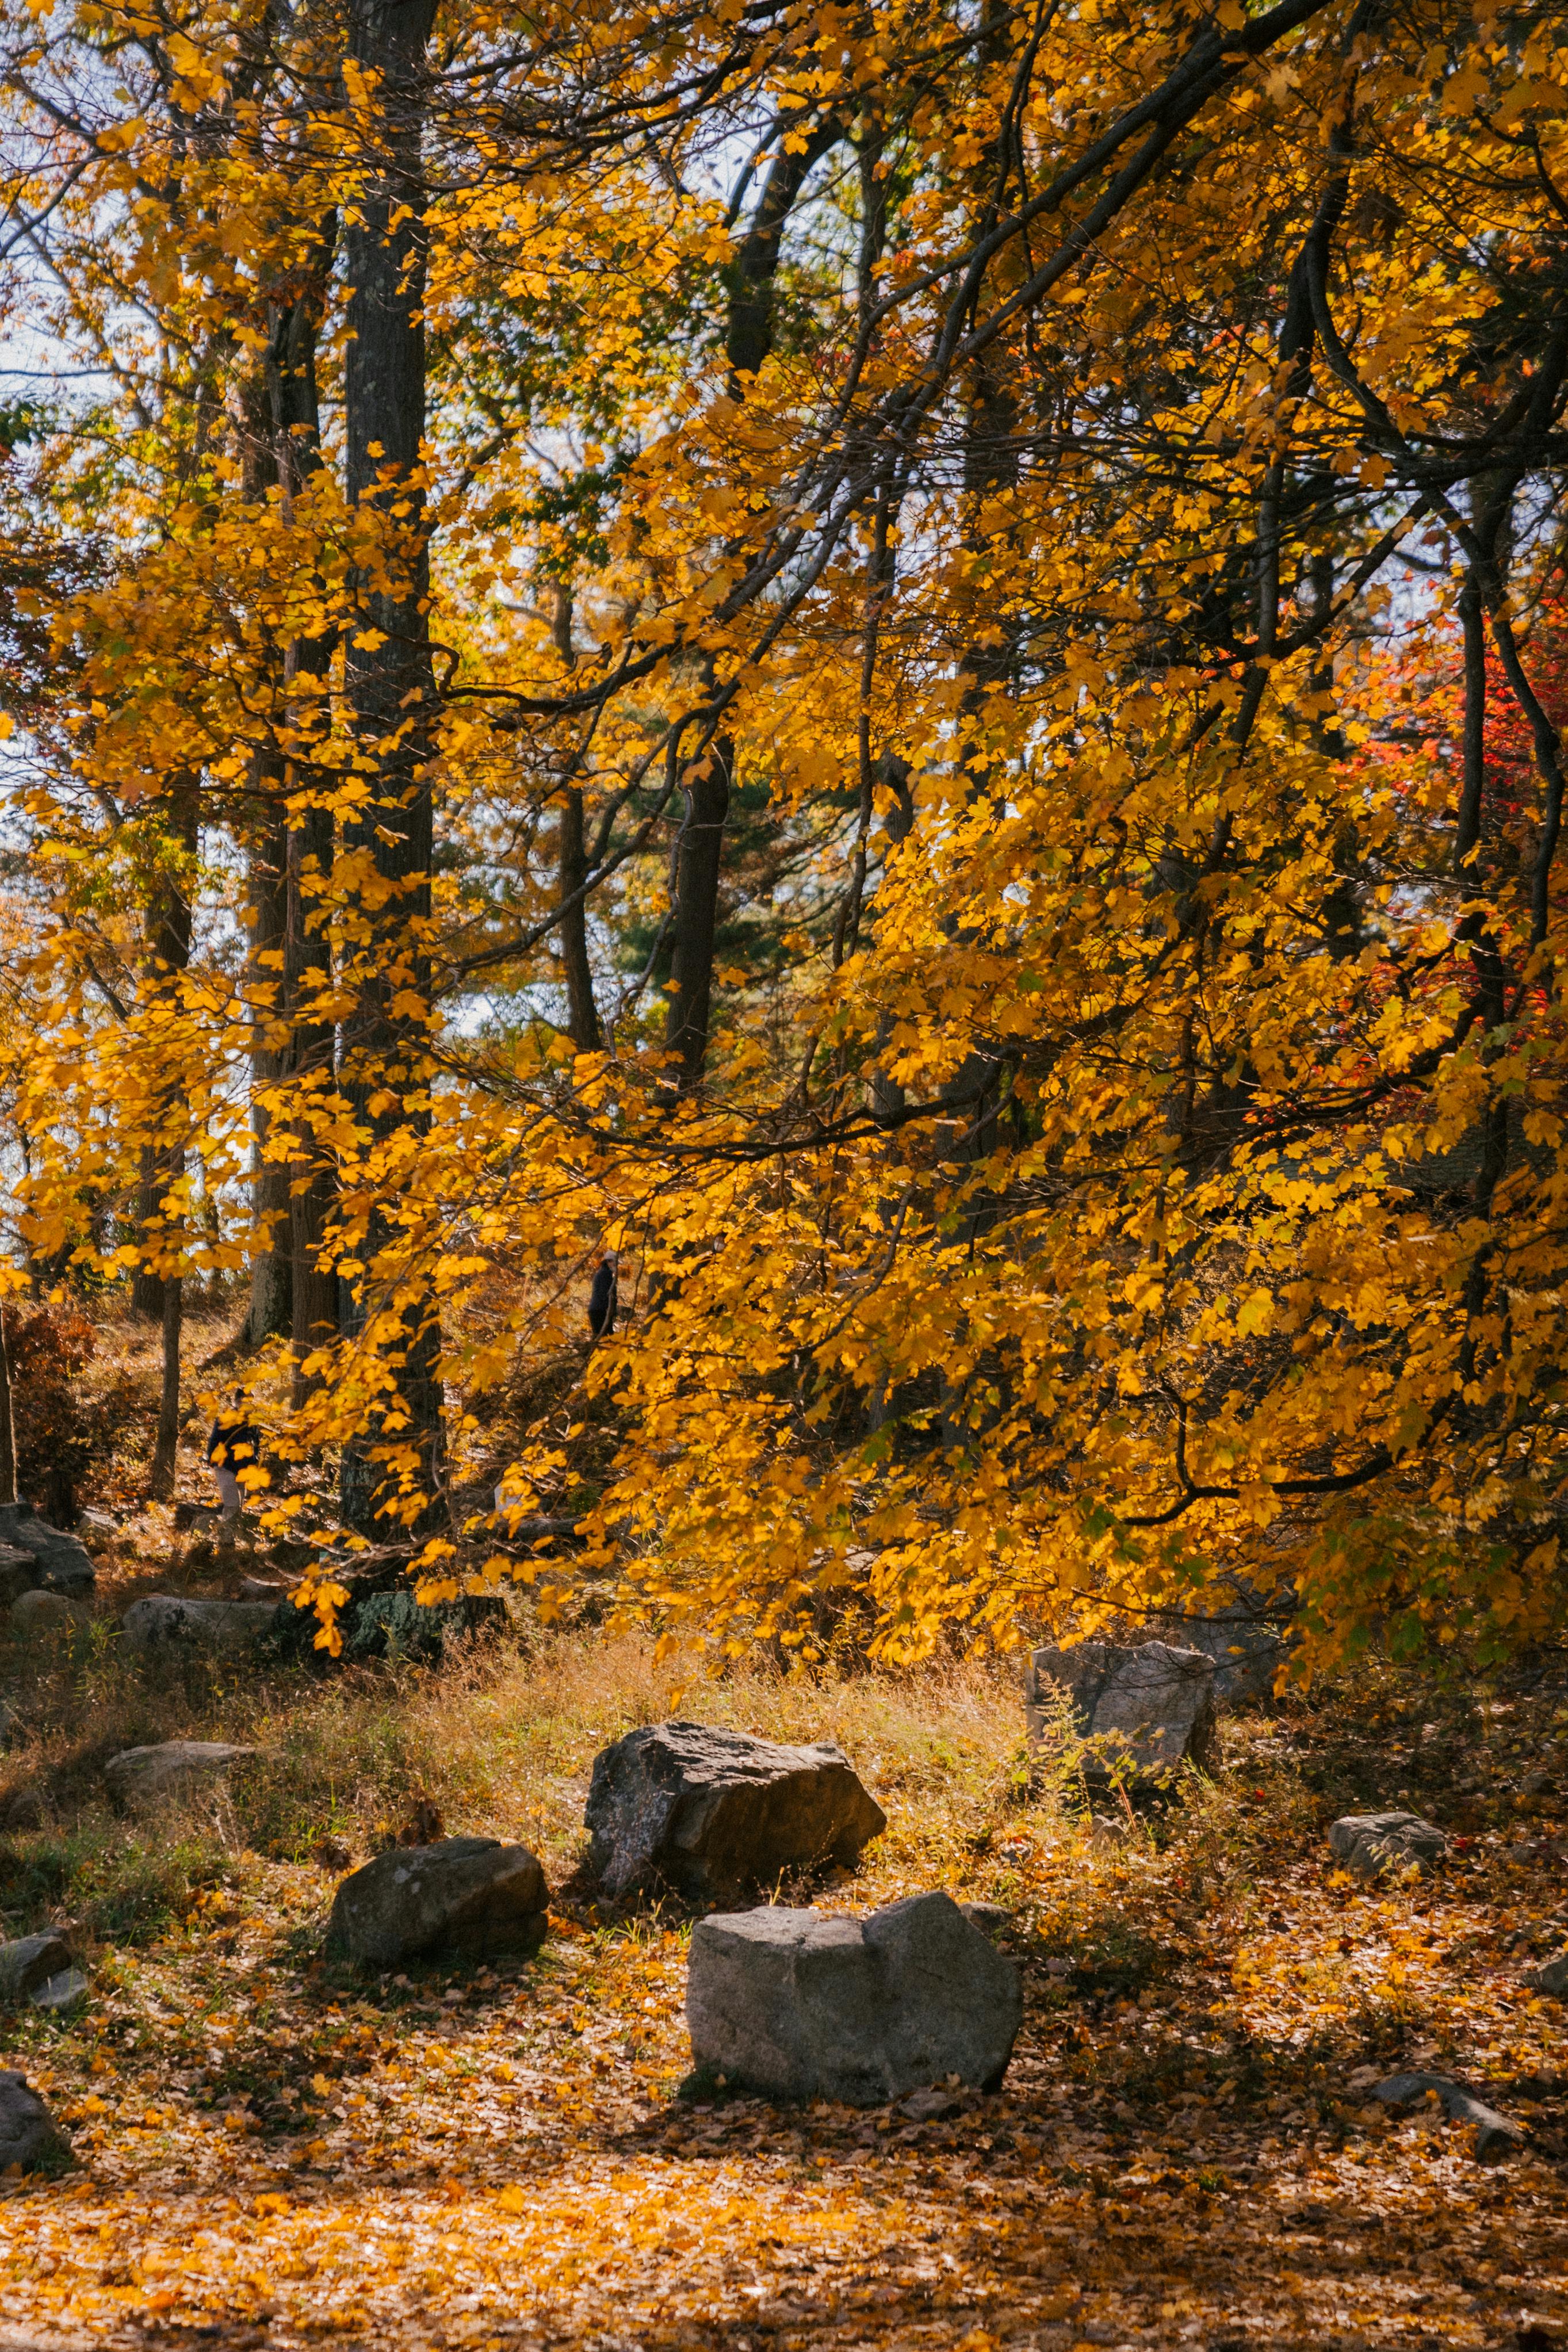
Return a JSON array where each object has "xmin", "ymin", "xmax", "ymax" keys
[
  {"xmin": 664, "ymin": 746, "xmax": 732, "ymax": 1089},
  {"xmin": 339, "ymin": 0, "xmax": 442, "ymax": 1531},
  {"xmin": 560, "ymin": 784, "xmax": 602, "ymax": 1052},
  {"xmin": 0, "ymin": 1307, "xmax": 18, "ymax": 1508},
  {"xmin": 149, "ymin": 1263, "xmax": 183, "ymax": 1500},
  {"xmin": 267, "ymin": 239, "xmax": 342, "ymax": 1385}
]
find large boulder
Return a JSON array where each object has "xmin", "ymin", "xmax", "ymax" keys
[
  {"xmin": 1026, "ymin": 1639, "xmax": 1217, "ymax": 1788},
  {"xmin": 0, "ymin": 2070, "xmax": 74, "ymax": 2172},
  {"xmin": 262, "ymin": 1585, "xmax": 507, "ymax": 1668},
  {"xmin": 585, "ymin": 1720, "xmax": 886, "ymax": 1906},
  {"xmin": 1328, "ymin": 1810, "xmax": 1447, "ymax": 1881},
  {"xmin": 0, "ymin": 1932, "xmax": 71, "ymax": 2003},
  {"xmin": 327, "ymin": 1836, "xmax": 550, "ymax": 1967},
  {"xmin": 122, "ymin": 1595, "xmax": 278, "ymax": 1652},
  {"xmin": 686, "ymin": 1891, "xmax": 1023, "ymax": 2106},
  {"xmin": 0, "ymin": 1502, "xmax": 95, "ymax": 1598},
  {"xmin": 105, "ymin": 1739, "xmax": 261, "ymax": 1812}
]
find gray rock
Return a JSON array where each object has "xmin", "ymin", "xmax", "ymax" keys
[
  {"xmin": 900, "ymin": 2086, "xmax": 963, "ymax": 2122},
  {"xmin": 1150, "ymin": 1604, "xmax": 1288, "ymax": 1705},
  {"xmin": 585, "ymin": 1720, "xmax": 886, "ymax": 1906},
  {"xmin": 9, "ymin": 1588, "xmax": 91, "ymax": 1642},
  {"xmin": 77, "ymin": 1507, "xmax": 118, "ymax": 1544},
  {"xmin": 1026, "ymin": 1640, "xmax": 1217, "ymax": 1788},
  {"xmin": 0, "ymin": 1501, "xmax": 96, "ymax": 1598},
  {"xmin": 0, "ymin": 2069, "xmax": 74, "ymax": 2171},
  {"xmin": 1373, "ymin": 2071, "xmax": 1523, "ymax": 2162},
  {"xmin": 327, "ymin": 1836, "xmax": 550, "ymax": 1967},
  {"xmin": 1328, "ymin": 1811, "xmax": 1447, "ymax": 1881},
  {"xmin": 121, "ymin": 1594, "xmax": 278, "ymax": 1651},
  {"xmin": 104, "ymin": 1739, "xmax": 261, "ymax": 1812},
  {"xmin": 958, "ymin": 1902, "xmax": 1015, "ymax": 1941},
  {"xmin": 1523, "ymin": 1950, "xmax": 1568, "ymax": 1995},
  {"xmin": 0, "ymin": 1932, "xmax": 71, "ymax": 2003},
  {"xmin": 30, "ymin": 1967, "xmax": 88, "ymax": 2012},
  {"xmin": 0, "ymin": 1544, "xmax": 37, "ymax": 1608},
  {"xmin": 685, "ymin": 1890, "xmax": 1023, "ymax": 2106}
]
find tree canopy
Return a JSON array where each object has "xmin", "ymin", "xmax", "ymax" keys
[{"xmin": 3, "ymin": 0, "xmax": 1568, "ymax": 1675}]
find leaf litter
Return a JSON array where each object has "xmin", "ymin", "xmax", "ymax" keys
[{"xmin": 2, "ymin": 1641, "xmax": 1568, "ymax": 2352}]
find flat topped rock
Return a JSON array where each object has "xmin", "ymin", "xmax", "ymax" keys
[
  {"xmin": 686, "ymin": 1890, "xmax": 1023, "ymax": 2107},
  {"xmin": 1026, "ymin": 1640, "xmax": 1217, "ymax": 1787},
  {"xmin": 122, "ymin": 1594, "xmax": 278, "ymax": 1650},
  {"xmin": 105, "ymin": 1740, "xmax": 261, "ymax": 1812},
  {"xmin": 586, "ymin": 1720, "xmax": 886, "ymax": 1906},
  {"xmin": 1328, "ymin": 1811, "xmax": 1447, "ymax": 1881},
  {"xmin": 327, "ymin": 1836, "xmax": 550, "ymax": 1967},
  {"xmin": 0, "ymin": 2070, "xmax": 74, "ymax": 2173}
]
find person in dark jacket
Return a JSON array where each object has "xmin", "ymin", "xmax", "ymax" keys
[
  {"xmin": 588, "ymin": 1252, "xmax": 618, "ymax": 1340},
  {"xmin": 205, "ymin": 1393, "xmax": 262, "ymax": 1521}
]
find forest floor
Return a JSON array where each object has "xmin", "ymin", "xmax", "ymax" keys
[{"xmin": 2, "ymin": 1530, "xmax": 1568, "ymax": 2352}]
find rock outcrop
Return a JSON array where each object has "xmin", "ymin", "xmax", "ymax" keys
[
  {"xmin": 1026, "ymin": 1640, "xmax": 1218, "ymax": 1788},
  {"xmin": 1328, "ymin": 1811, "xmax": 1447, "ymax": 1881},
  {"xmin": 686, "ymin": 1891, "xmax": 1023, "ymax": 2106},
  {"xmin": 104, "ymin": 1740, "xmax": 261, "ymax": 1812},
  {"xmin": 585, "ymin": 1720, "xmax": 886, "ymax": 1906},
  {"xmin": 327, "ymin": 1836, "xmax": 550, "ymax": 1967}
]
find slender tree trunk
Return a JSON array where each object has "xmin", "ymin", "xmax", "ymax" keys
[
  {"xmin": 559, "ymin": 785, "xmax": 602, "ymax": 1051},
  {"xmin": 0, "ymin": 1307, "xmax": 18, "ymax": 1507},
  {"xmin": 339, "ymin": 0, "xmax": 442, "ymax": 1531},
  {"xmin": 664, "ymin": 746, "xmax": 731, "ymax": 1089},
  {"xmin": 149, "ymin": 1257, "xmax": 183, "ymax": 1501}
]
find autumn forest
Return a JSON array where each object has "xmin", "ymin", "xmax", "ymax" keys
[{"xmin": 3, "ymin": 1, "xmax": 1568, "ymax": 2346}]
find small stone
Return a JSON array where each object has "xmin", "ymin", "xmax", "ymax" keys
[
  {"xmin": 30, "ymin": 1967, "xmax": 88, "ymax": 2011},
  {"xmin": 76, "ymin": 1508, "xmax": 119, "ymax": 1544},
  {"xmin": 899, "ymin": 2086, "xmax": 963, "ymax": 2123},
  {"xmin": 0, "ymin": 2069, "xmax": 74, "ymax": 2173},
  {"xmin": 104, "ymin": 1739, "xmax": 262, "ymax": 1812},
  {"xmin": 585, "ymin": 1720, "xmax": 886, "ymax": 1906},
  {"xmin": 685, "ymin": 1890, "xmax": 1023, "ymax": 2106},
  {"xmin": 1026, "ymin": 1640, "xmax": 1217, "ymax": 1789},
  {"xmin": 9, "ymin": 1589, "xmax": 91, "ymax": 1641},
  {"xmin": 1373, "ymin": 2071, "xmax": 1523, "ymax": 2161},
  {"xmin": 121, "ymin": 1594, "xmax": 278, "ymax": 1651},
  {"xmin": 1523, "ymin": 1951, "xmax": 1568, "ymax": 1996},
  {"xmin": 1328, "ymin": 1811, "xmax": 1447, "ymax": 1881},
  {"xmin": 0, "ymin": 1932, "xmax": 71, "ymax": 2002},
  {"xmin": 327, "ymin": 1836, "xmax": 550, "ymax": 1967},
  {"xmin": 958, "ymin": 1901, "xmax": 1015, "ymax": 1941}
]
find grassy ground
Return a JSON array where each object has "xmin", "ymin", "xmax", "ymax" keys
[{"xmin": 2, "ymin": 1577, "xmax": 1568, "ymax": 2352}]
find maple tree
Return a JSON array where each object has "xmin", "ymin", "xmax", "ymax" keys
[{"xmin": 0, "ymin": 0, "xmax": 1567, "ymax": 1677}]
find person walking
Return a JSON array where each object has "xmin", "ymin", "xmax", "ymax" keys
[{"xmin": 205, "ymin": 1391, "xmax": 262, "ymax": 1523}]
